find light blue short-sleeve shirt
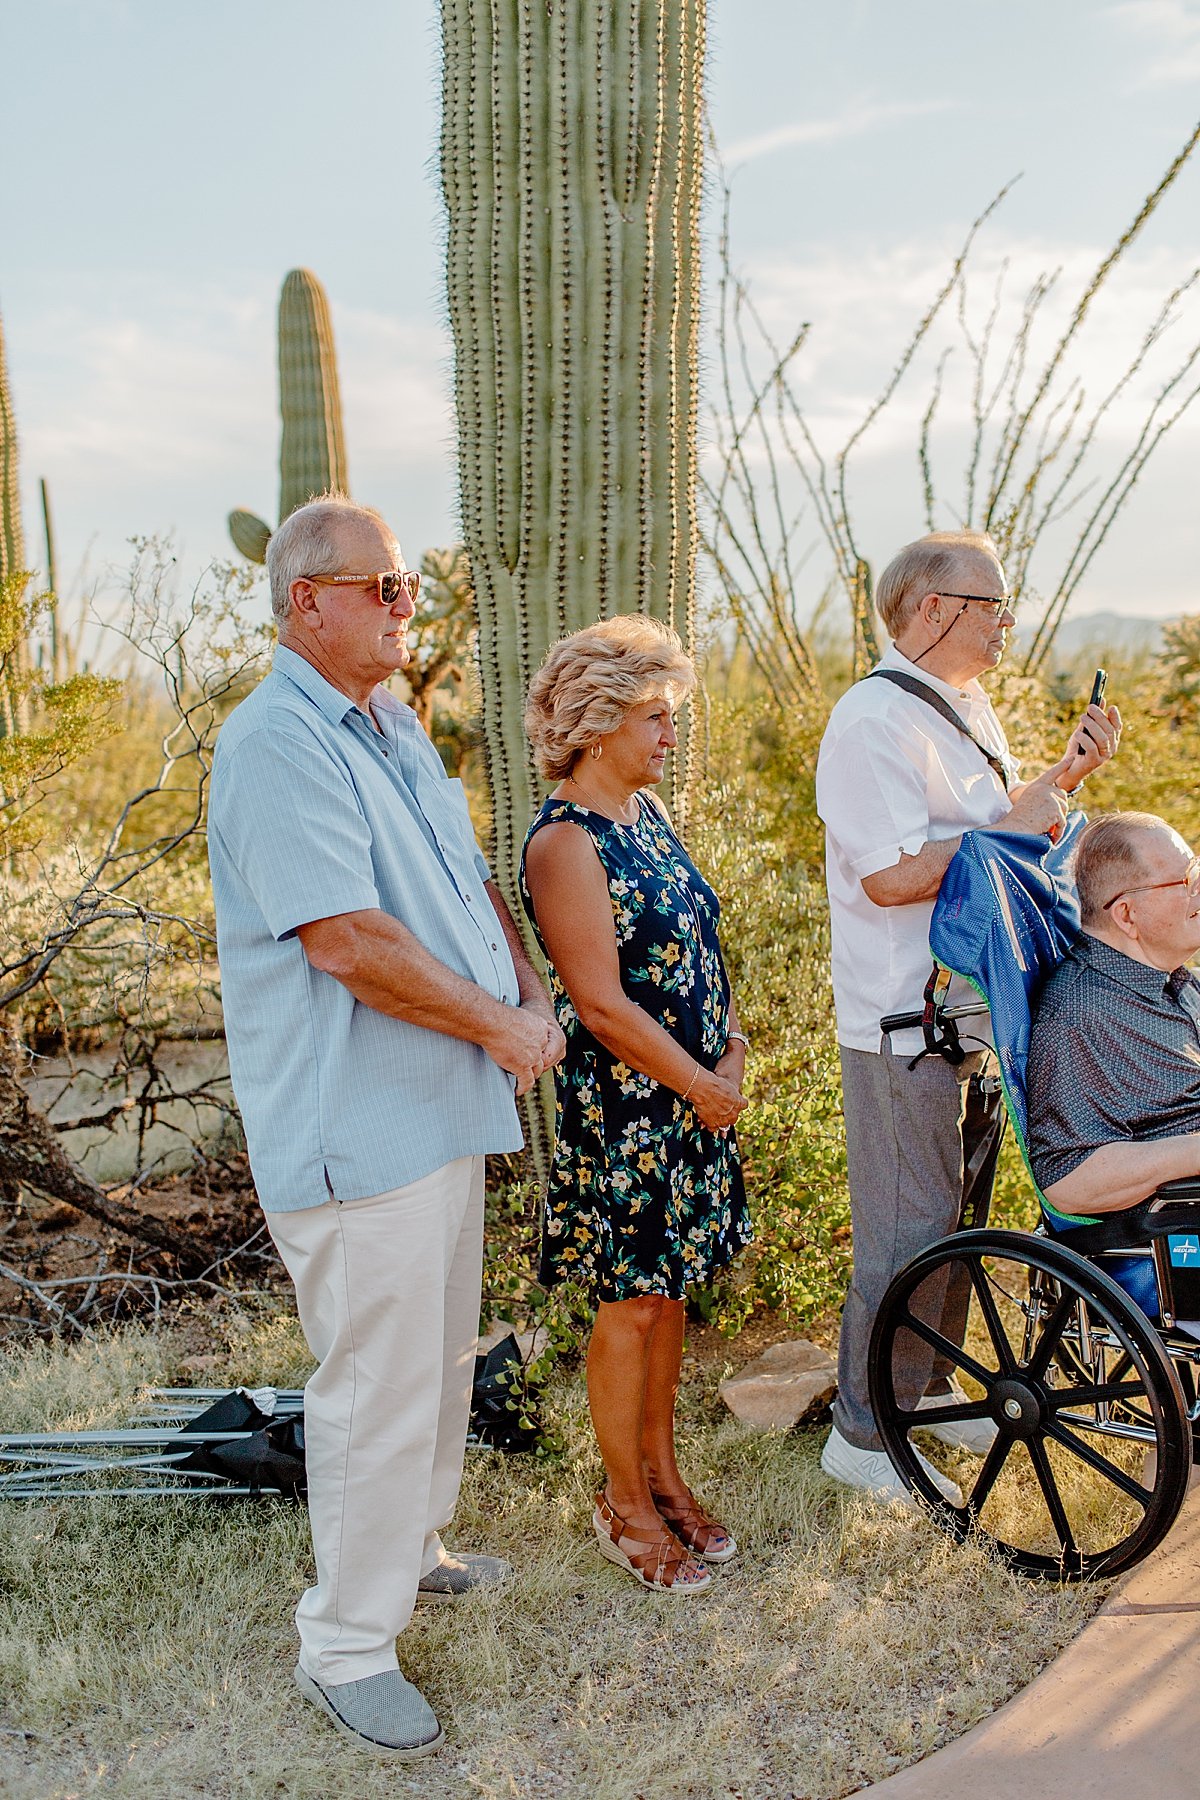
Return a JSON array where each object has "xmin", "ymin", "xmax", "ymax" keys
[{"xmin": 208, "ymin": 646, "xmax": 524, "ymax": 1210}]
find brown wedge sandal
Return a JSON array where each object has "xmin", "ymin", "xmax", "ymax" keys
[
  {"xmin": 649, "ymin": 1487, "xmax": 738, "ymax": 1563},
  {"xmin": 591, "ymin": 1492, "xmax": 713, "ymax": 1593}
]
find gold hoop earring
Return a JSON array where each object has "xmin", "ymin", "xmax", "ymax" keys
[{"xmin": 589, "ymin": 742, "xmax": 603, "ymax": 761}]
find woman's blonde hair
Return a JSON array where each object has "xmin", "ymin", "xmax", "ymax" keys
[{"xmin": 524, "ymin": 615, "xmax": 697, "ymax": 782}]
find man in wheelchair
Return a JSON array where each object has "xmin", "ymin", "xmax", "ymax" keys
[
  {"xmin": 864, "ymin": 808, "xmax": 1200, "ymax": 1579},
  {"xmin": 1027, "ymin": 811, "xmax": 1200, "ymax": 1338},
  {"xmin": 1027, "ymin": 811, "xmax": 1200, "ymax": 1228}
]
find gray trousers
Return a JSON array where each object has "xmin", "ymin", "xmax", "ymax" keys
[{"xmin": 832, "ymin": 1041, "xmax": 1005, "ymax": 1451}]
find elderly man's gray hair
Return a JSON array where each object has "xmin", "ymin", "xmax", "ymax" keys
[
  {"xmin": 1073, "ymin": 811, "xmax": 1172, "ymax": 924},
  {"xmin": 266, "ymin": 494, "xmax": 393, "ymax": 629},
  {"xmin": 875, "ymin": 530, "xmax": 1000, "ymax": 638}
]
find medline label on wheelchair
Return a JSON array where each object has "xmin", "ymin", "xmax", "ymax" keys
[{"xmin": 1166, "ymin": 1233, "xmax": 1200, "ymax": 1322}]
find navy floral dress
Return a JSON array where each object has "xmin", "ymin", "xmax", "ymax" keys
[{"xmin": 519, "ymin": 793, "xmax": 751, "ymax": 1302}]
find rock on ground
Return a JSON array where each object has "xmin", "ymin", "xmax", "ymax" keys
[{"xmin": 718, "ymin": 1338, "xmax": 837, "ymax": 1431}]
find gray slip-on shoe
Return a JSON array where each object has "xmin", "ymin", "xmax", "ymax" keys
[
  {"xmin": 416, "ymin": 1551, "xmax": 514, "ymax": 1603},
  {"xmin": 293, "ymin": 1664, "xmax": 444, "ymax": 1758}
]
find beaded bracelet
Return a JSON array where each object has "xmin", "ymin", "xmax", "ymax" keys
[{"xmin": 680, "ymin": 1061, "xmax": 701, "ymax": 1100}]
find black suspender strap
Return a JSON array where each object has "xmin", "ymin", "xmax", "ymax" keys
[{"xmin": 866, "ymin": 668, "xmax": 1011, "ymax": 791}]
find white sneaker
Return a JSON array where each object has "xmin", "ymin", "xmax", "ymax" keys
[
  {"xmin": 820, "ymin": 1424, "xmax": 963, "ymax": 1509},
  {"xmin": 915, "ymin": 1380, "xmax": 998, "ymax": 1454}
]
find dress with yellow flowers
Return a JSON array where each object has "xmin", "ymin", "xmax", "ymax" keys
[{"xmin": 519, "ymin": 794, "xmax": 752, "ymax": 1301}]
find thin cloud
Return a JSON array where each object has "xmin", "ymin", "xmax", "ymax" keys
[
  {"xmin": 700, "ymin": 228, "xmax": 1200, "ymax": 620},
  {"xmin": 11, "ymin": 289, "xmax": 458, "ymax": 595},
  {"xmin": 721, "ymin": 98, "xmax": 962, "ymax": 167},
  {"xmin": 1107, "ymin": 0, "xmax": 1200, "ymax": 84},
  {"xmin": 719, "ymin": 233, "xmax": 1200, "ymax": 447}
]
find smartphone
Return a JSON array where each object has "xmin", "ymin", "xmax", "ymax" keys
[{"xmin": 1076, "ymin": 668, "xmax": 1108, "ymax": 760}]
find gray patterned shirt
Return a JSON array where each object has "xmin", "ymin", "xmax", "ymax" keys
[{"xmin": 1027, "ymin": 933, "xmax": 1200, "ymax": 1190}]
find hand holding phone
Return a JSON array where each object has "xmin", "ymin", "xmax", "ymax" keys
[
  {"xmin": 1075, "ymin": 668, "xmax": 1108, "ymax": 757},
  {"xmin": 1059, "ymin": 667, "xmax": 1122, "ymax": 795}
]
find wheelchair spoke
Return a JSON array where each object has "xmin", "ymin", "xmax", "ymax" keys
[
  {"xmin": 897, "ymin": 1308, "xmax": 995, "ymax": 1389},
  {"xmin": 1044, "ymin": 1419, "xmax": 1152, "ymax": 1507},
  {"xmin": 965, "ymin": 1431, "xmax": 1016, "ymax": 1513},
  {"xmin": 967, "ymin": 1257, "xmax": 1018, "ymax": 1372},
  {"xmin": 895, "ymin": 1398, "xmax": 992, "ymax": 1430},
  {"xmin": 1047, "ymin": 1380, "xmax": 1152, "ymax": 1410},
  {"xmin": 1026, "ymin": 1291, "xmax": 1079, "ymax": 1382},
  {"xmin": 1027, "ymin": 1435, "xmax": 1077, "ymax": 1557}
]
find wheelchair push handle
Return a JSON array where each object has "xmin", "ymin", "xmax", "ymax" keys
[{"xmin": 880, "ymin": 1001, "xmax": 988, "ymax": 1036}]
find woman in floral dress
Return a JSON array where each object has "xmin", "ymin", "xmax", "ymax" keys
[{"xmin": 521, "ymin": 616, "xmax": 752, "ymax": 1593}]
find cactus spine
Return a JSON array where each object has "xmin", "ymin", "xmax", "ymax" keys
[
  {"xmin": 440, "ymin": 0, "xmax": 706, "ymax": 904},
  {"xmin": 227, "ymin": 268, "xmax": 349, "ymax": 562}
]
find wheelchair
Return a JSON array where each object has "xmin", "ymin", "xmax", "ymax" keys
[{"xmin": 865, "ymin": 818, "xmax": 1200, "ymax": 1581}]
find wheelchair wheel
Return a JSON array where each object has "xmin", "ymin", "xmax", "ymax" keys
[{"xmin": 868, "ymin": 1229, "xmax": 1192, "ymax": 1580}]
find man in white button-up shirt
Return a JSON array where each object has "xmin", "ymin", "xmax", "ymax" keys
[{"xmin": 815, "ymin": 530, "xmax": 1120, "ymax": 1504}]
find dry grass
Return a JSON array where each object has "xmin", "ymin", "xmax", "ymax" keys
[{"xmin": 0, "ymin": 1314, "xmax": 1104, "ymax": 1800}]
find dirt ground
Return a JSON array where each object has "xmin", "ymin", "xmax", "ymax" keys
[
  {"xmin": 0, "ymin": 1153, "xmax": 265, "ymax": 1340},
  {"xmin": 0, "ymin": 1156, "xmax": 835, "ymax": 1384}
]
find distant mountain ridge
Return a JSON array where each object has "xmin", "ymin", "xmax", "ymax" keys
[{"xmin": 1025, "ymin": 611, "xmax": 1171, "ymax": 664}]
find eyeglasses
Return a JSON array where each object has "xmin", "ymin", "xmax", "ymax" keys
[
  {"xmin": 934, "ymin": 591, "xmax": 1018, "ymax": 617},
  {"xmin": 306, "ymin": 569, "xmax": 421, "ymax": 607},
  {"xmin": 1102, "ymin": 857, "xmax": 1200, "ymax": 910}
]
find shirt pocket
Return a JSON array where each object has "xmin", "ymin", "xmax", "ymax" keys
[{"xmin": 420, "ymin": 775, "xmax": 485, "ymax": 891}]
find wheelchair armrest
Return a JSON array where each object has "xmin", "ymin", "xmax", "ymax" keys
[
  {"xmin": 1045, "ymin": 1187, "xmax": 1200, "ymax": 1253},
  {"xmin": 1143, "ymin": 1185, "xmax": 1200, "ymax": 1236}
]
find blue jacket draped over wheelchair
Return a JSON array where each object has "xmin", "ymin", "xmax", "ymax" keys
[{"xmin": 928, "ymin": 814, "xmax": 1162, "ymax": 1319}]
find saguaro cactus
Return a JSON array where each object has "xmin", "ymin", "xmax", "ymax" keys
[
  {"xmin": 228, "ymin": 268, "xmax": 349, "ymax": 562},
  {"xmin": 0, "ymin": 304, "xmax": 31, "ymax": 737},
  {"xmin": 0, "ymin": 305, "xmax": 24, "ymax": 587},
  {"xmin": 440, "ymin": 0, "xmax": 706, "ymax": 904}
]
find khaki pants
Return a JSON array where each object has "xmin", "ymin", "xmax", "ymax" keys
[{"xmin": 266, "ymin": 1154, "xmax": 485, "ymax": 1684}]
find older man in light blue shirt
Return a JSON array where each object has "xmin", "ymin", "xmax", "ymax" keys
[{"xmin": 209, "ymin": 495, "xmax": 564, "ymax": 1759}]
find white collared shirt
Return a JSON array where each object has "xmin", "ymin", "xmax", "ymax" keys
[{"xmin": 815, "ymin": 643, "xmax": 1017, "ymax": 1055}]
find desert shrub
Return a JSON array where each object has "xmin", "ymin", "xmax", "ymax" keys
[{"xmin": 687, "ymin": 697, "xmax": 849, "ymax": 1328}]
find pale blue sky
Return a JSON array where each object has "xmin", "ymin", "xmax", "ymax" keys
[{"xmin": 3, "ymin": 0, "xmax": 1199, "ymax": 626}]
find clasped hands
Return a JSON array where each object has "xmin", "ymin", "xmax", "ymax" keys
[
  {"xmin": 690, "ymin": 1046, "xmax": 749, "ymax": 1133},
  {"xmin": 491, "ymin": 1001, "xmax": 567, "ymax": 1096}
]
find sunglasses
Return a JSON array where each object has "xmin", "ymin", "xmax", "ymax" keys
[
  {"xmin": 306, "ymin": 569, "xmax": 421, "ymax": 607},
  {"xmin": 1102, "ymin": 857, "xmax": 1200, "ymax": 910}
]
